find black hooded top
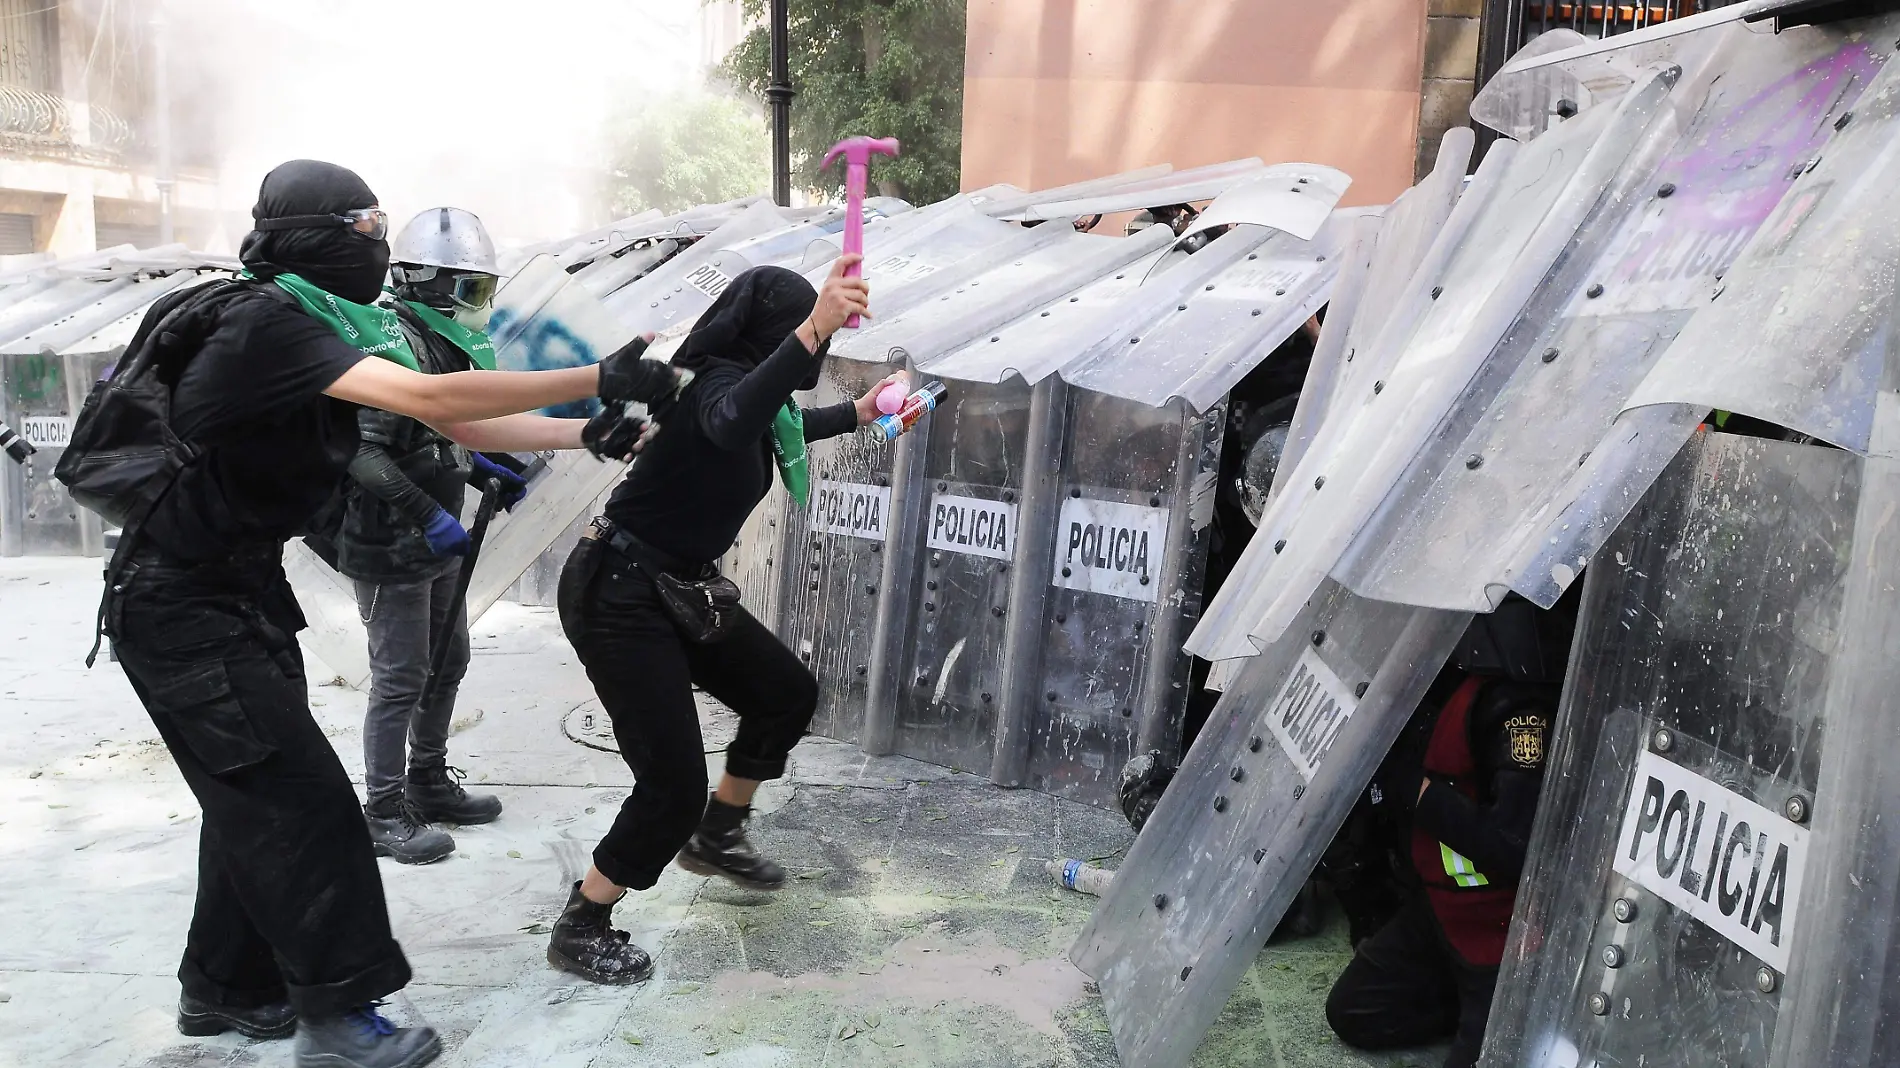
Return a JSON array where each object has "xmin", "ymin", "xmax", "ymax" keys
[
  {"xmin": 239, "ymin": 159, "xmax": 390, "ymax": 304},
  {"xmin": 141, "ymin": 161, "xmax": 384, "ymax": 561},
  {"xmin": 604, "ymin": 266, "xmax": 859, "ymax": 564}
]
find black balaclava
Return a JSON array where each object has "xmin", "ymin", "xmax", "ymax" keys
[
  {"xmin": 239, "ymin": 160, "xmax": 390, "ymax": 305},
  {"xmin": 673, "ymin": 265, "xmax": 827, "ymax": 390}
]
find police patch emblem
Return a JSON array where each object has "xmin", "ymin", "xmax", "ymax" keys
[{"xmin": 1505, "ymin": 715, "xmax": 1547, "ymax": 769}]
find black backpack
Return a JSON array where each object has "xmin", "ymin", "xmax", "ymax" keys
[{"xmin": 56, "ymin": 276, "xmax": 276, "ymax": 663}]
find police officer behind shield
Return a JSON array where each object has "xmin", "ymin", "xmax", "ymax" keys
[
  {"xmin": 1324, "ymin": 595, "xmax": 1572, "ymax": 1068},
  {"xmin": 308, "ymin": 206, "xmax": 564, "ymax": 864},
  {"xmin": 87, "ymin": 160, "xmax": 675, "ymax": 1068}
]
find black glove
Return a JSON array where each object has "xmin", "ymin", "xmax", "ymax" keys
[
  {"xmin": 582, "ymin": 405, "xmax": 652, "ymax": 462},
  {"xmin": 597, "ymin": 336, "xmax": 684, "ymax": 406}
]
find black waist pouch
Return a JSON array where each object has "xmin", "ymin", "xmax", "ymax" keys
[{"xmin": 651, "ymin": 567, "xmax": 742, "ymax": 644}]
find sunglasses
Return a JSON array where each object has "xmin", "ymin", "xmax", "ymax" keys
[{"xmin": 254, "ymin": 207, "xmax": 389, "ymax": 241}]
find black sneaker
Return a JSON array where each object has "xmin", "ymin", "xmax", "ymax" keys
[
  {"xmin": 295, "ymin": 1003, "xmax": 440, "ymax": 1068},
  {"xmin": 546, "ymin": 882, "xmax": 653, "ymax": 985},
  {"xmin": 177, "ymin": 993, "xmax": 296, "ymax": 1040},
  {"xmin": 364, "ymin": 795, "xmax": 455, "ymax": 865},
  {"xmin": 676, "ymin": 797, "xmax": 785, "ymax": 891},
  {"xmin": 405, "ymin": 765, "xmax": 503, "ymax": 826}
]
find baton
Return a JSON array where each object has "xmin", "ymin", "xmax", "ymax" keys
[
  {"xmin": 0, "ymin": 419, "xmax": 35, "ymax": 464},
  {"xmin": 416, "ymin": 478, "xmax": 502, "ymax": 717}
]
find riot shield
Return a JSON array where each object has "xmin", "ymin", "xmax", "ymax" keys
[
  {"xmin": 1479, "ymin": 432, "xmax": 1857, "ymax": 1068},
  {"xmin": 1071, "ymin": 584, "xmax": 1471, "ymax": 1068},
  {"xmin": 1189, "ymin": 64, "xmax": 1678, "ymax": 660},
  {"xmin": 997, "ymin": 158, "xmax": 1268, "ymax": 222},
  {"xmin": 1337, "ymin": 22, "xmax": 1886, "ymax": 614},
  {"xmin": 1623, "ymin": 31, "xmax": 1900, "ymax": 452}
]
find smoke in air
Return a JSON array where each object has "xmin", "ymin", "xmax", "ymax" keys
[{"xmin": 170, "ymin": 0, "xmax": 711, "ymax": 251}]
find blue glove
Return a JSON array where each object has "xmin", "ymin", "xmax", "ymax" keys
[
  {"xmin": 421, "ymin": 506, "xmax": 471, "ymax": 556},
  {"xmin": 469, "ymin": 453, "xmax": 529, "ymax": 512}
]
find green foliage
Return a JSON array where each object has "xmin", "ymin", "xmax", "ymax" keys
[
  {"xmin": 605, "ymin": 92, "xmax": 771, "ymax": 216},
  {"xmin": 721, "ymin": 0, "xmax": 966, "ymax": 206}
]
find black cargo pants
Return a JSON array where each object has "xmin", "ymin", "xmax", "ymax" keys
[{"xmin": 109, "ymin": 543, "xmax": 411, "ymax": 1017}]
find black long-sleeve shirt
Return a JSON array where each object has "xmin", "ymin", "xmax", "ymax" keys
[{"xmin": 605, "ymin": 331, "xmax": 857, "ymax": 564}]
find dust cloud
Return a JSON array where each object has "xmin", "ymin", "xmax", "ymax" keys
[{"xmin": 167, "ymin": 0, "xmax": 716, "ymax": 250}]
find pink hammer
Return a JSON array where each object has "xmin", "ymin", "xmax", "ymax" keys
[{"xmin": 821, "ymin": 136, "xmax": 900, "ymax": 328}]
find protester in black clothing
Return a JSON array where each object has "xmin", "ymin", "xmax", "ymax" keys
[
  {"xmin": 550, "ymin": 258, "xmax": 894, "ymax": 985},
  {"xmin": 105, "ymin": 159, "xmax": 675, "ymax": 1068}
]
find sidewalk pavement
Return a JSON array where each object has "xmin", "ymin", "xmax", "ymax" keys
[{"xmin": 0, "ymin": 556, "xmax": 1438, "ymax": 1068}]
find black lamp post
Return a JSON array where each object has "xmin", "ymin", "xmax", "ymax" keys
[{"xmin": 767, "ymin": 0, "xmax": 794, "ymax": 206}]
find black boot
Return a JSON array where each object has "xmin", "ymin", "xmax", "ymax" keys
[
  {"xmin": 546, "ymin": 882, "xmax": 653, "ymax": 985},
  {"xmin": 294, "ymin": 1004, "xmax": 440, "ymax": 1068},
  {"xmin": 177, "ymin": 994, "xmax": 297, "ymax": 1040},
  {"xmin": 677, "ymin": 797, "xmax": 785, "ymax": 890},
  {"xmin": 364, "ymin": 794, "xmax": 456, "ymax": 865},
  {"xmin": 405, "ymin": 765, "xmax": 503, "ymax": 826}
]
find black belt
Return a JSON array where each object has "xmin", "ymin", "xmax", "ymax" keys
[{"xmin": 584, "ymin": 516, "xmax": 698, "ymax": 577}]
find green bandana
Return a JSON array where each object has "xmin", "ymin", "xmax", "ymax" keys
[
  {"xmin": 771, "ymin": 403, "xmax": 809, "ymax": 506},
  {"xmin": 249, "ymin": 270, "xmax": 419, "ymax": 370},
  {"xmin": 401, "ymin": 299, "xmax": 497, "ymax": 371}
]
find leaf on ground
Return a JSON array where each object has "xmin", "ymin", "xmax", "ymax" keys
[
  {"xmin": 506, "ymin": 850, "xmax": 522, "ymax": 859},
  {"xmin": 623, "ymin": 1035, "xmax": 643, "ymax": 1045},
  {"xmin": 518, "ymin": 923, "xmax": 552, "ymax": 934},
  {"xmin": 669, "ymin": 983, "xmax": 702, "ymax": 995},
  {"xmin": 809, "ymin": 901, "xmax": 828, "ymax": 910},
  {"xmin": 810, "ymin": 919, "xmax": 835, "ymax": 927},
  {"xmin": 1005, "ymin": 845, "xmax": 1021, "ymax": 853},
  {"xmin": 795, "ymin": 868, "xmax": 831, "ymax": 880},
  {"xmin": 840, "ymin": 1026, "xmax": 859, "ymax": 1040},
  {"xmin": 862, "ymin": 816, "xmax": 883, "ymax": 823}
]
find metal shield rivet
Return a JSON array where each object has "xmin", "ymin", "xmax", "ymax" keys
[
  {"xmin": 1047, "ymin": 691, "xmax": 1058, "ymax": 702},
  {"xmin": 1213, "ymin": 796, "xmax": 1227, "ymax": 812},
  {"xmin": 1542, "ymin": 347, "xmax": 1559, "ymax": 364},
  {"xmin": 1613, "ymin": 898, "xmax": 1637, "ymax": 923},
  {"xmin": 1122, "ymin": 707, "xmax": 1133, "ymax": 717},
  {"xmin": 1783, "ymin": 795, "xmax": 1810, "ymax": 823},
  {"xmin": 1314, "ymin": 476, "xmax": 1326, "ymax": 489},
  {"xmin": 1601, "ymin": 945, "xmax": 1625, "ymax": 968},
  {"xmin": 1657, "ymin": 182, "xmax": 1676, "ymax": 198},
  {"xmin": 991, "ymin": 606, "xmax": 1005, "ymax": 617},
  {"xmin": 981, "ymin": 692, "xmax": 992, "ymax": 703},
  {"xmin": 1273, "ymin": 540, "xmax": 1286, "ymax": 553},
  {"xmin": 1588, "ymin": 992, "xmax": 1610, "ymax": 1016},
  {"xmin": 924, "ymin": 602, "xmax": 935, "ymax": 612},
  {"xmin": 1757, "ymin": 968, "xmax": 1779, "ymax": 994},
  {"xmin": 1652, "ymin": 728, "xmax": 1674, "ymax": 753},
  {"xmin": 1153, "ymin": 894, "xmax": 1169, "ymax": 910},
  {"xmin": 1311, "ymin": 631, "xmax": 1326, "ymax": 647},
  {"xmin": 1587, "ymin": 283, "xmax": 1605, "ymax": 299},
  {"xmin": 1003, "ymin": 490, "xmax": 1016, "ymax": 503},
  {"xmin": 1430, "ymin": 286, "xmax": 1443, "ymax": 299},
  {"xmin": 1061, "ymin": 566, "xmax": 1072, "ymax": 577},
  {"xmin": 1248, "ymin": 737, "xmax": 1263, "ymax": 752},
  {"xmin": 1071, "ymin": 487, "xmax": 1082, "ymax": 498},
  {"xmin": 1150, "ymin": 495, "xmax": 1161, "ymax": 507},
  {"xmin": 1055, "ymin": 613, "xmax": 1066, "ymax": 623},
  {"xmin": 1230, "ymin": 767, "xmax": 1245, "ymax": 782},
  {"xmin": 809, "ymin": 581, "xmax": 819, "ymax": 591},
  {"xmin": 1180, "ymin": 966, "xmax": 1193, "ymax": 981},
  {"xmin": 1251, "ymin": 308, "xmax": 1263, "ymax": 316},
  {"xmin": 1253, "ymin": 848, "xmax": 1266, "ymax": 863},
  {"xmin": 927, "ymin": 580, "xmax": 938, "ymax": 590},
  {"xmin": 937, "ymin": 481, "xmax": 947, "ymax": 492},
  {"xmin": 1465, "ymin": 454, "xmax": 1484, "ymax": 470},
  {"xmin": 1555, "ymin": 99, "xmax": 1578, "ymax": 118},
  {"xmin": 855, "ymin": 665, "xmax": 867, "ymax": 676},
  {"xmin": 1373, "ymin": 380, "xmax": 1384, "ymax": 394},
  {"xmin": 865, "ymin": 584, "xmax": 876, "ymax": 595},
  {"xmin": 1836, "ymin": 110, "xmax": 1855, "ymax": 131},
  {"xmin": 1355, "ymin": 682, "xmax": 1369, "ymax": 698}
]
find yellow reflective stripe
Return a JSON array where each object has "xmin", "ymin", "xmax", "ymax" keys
[{"xmin": 1440, "ymin": 843, "xmax": 1491, "ymax": 888}]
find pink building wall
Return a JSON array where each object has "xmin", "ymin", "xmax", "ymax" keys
[{"xmin": 960, "ymin": 0, "xmax": 1432, "ymax": 208}]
